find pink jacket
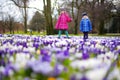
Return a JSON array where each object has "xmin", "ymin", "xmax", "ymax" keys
[{"xmin": 55, "ymin": 12, "xmax": 72, "ymax": 30}]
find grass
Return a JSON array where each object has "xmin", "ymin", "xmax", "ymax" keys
[
  {"xmin": 5, "ymin": 31, "xmax": 46, "ymax": 36},
  {"xmin": 5, "ymin": 31, "xmax": 120, "ymax": 37}
]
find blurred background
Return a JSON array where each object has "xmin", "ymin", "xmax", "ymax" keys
[{"xmin": 0, "ymin": 0, "xmax": 120, "ymax": 35}]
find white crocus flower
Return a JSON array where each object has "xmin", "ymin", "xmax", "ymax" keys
[
  {"xmin": 85, "ymin": 42, "xmax": 91, "ymax": 46},
  {"xmin": 96, "ymin": 40, "xmax": 101, "ymax": 44},
  {"xmin": 30, "ymin": 57, "xmax": 36, "ymax": 62},
  {"xmin": 57, "ymin": 64, "xmax": 64, "ymax": 71},
  {"xmin": 97, "ymin": 53, "xmax": 113, "ymax": 64},
  {"xmin": 55, "ymin": 42, "xmax": 60, "ymax": 47},
  {"xmin": 62, "ymin": 47, "xmax": 67, "ymax": 51},
  {"xmin": 71, "ymin": 58, "xmax": 103, "ymax": 70},
  {"xmin": 61, "ymin": 41, "xmax": 68, "ymax": 46},
  {"xmin": 105, "ymin": 51, "xmax": 114, "ymax": 59},
  {"xmin": 74, "ymin": 52, "xmax": 82, "ymax": 59},
  {"xmin": 17, "ymin": 45, "xmax": 23, "ymax": 50},
  {"xmin": 90, "ymin": 44, "xmax": 95, "ymax": 48},
  {"xmin": 25, "ymin": 47, "xmax": 35, "ymax": 53},
  {"xmin": 25, "ymin": 53, "xmax": 31, "ymax": 59},
  {"xmin": 107, "ymin": 67, "xmax": 120, "ymax": 80},
  {"xmin": 12, "ymin": 45, "xmax": 18, "ymax": 51},
  {"xmin": 110, "ymin": 41, "xmax": 114, "ymax": 45},
  {"xmin": 15, "ymin": 53, "xmax": 30, "ymax": 68},
  {"xmin": 69, "ymin": 47, "xmax": 76, "ymax": 53},
  {"xmin": 86, "ymin": 67, "xmax": 108, "ymax": 80},
  {"xmin": 0, "ymin": 66, "xmax": 5, "ymax": 73},
  {"xmin": 55, "ymin": 41, "xmax": 67, "ymax": 47},
  {"xmin": 47, "ymin": 44, "xmax": 52, "ymax": 49},
  {"xmin": 27, "ymin": 38, "xmax": 32, "ymax": 42},
  {"xmin": 95, "ymin": 43, "xmax": 103, "ymax": 49},
  {"xmin": 69, "ymin": 56, "xmax": 75, "ymax": 61},
  {"xmin": 8, "ymin": 69, "xmax": 14, "ymax": 76},
  {"xmin": 97, "ymin": 54, "xmax": 105, "ymax": 59},
  {"xmin": 9, "ymin": 56, "xmax": 15, "ymax": 63},
  {"xmin": 66, "ymin": 39, "xmax": 72, "ymax": 43},
  {"xmin": 27, "ymin": 42, "xmax": 33, "ymax": 47},
  {"xmin": 117, "ymin": 45, "xmax": 120, "ymax": 50}
]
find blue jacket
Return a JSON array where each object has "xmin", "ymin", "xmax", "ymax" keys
[{"xmin": 80, "ymin": 16, "xmax": 92, "ymax": 32}]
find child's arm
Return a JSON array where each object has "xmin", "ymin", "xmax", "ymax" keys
[
  {"xmin": 88, "ymin": 19, "xmax": 92, "ymax": 31},
  {"xmin": 80, "ymin": 20, "xmax": 83, "ymax": 31},
  {"xmin": 65, "ymin": 12, "xmax": 72, "ymax": 22},
  {"xmin": 55, "ymin": 16, "xmax": 61, "ymax": 29},
  {"xmin": 67, "ymin": 17, "xmax": 72, "ymax": 22}
]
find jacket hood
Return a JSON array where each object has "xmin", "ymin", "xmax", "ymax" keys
[{"xmin": 82, "ymin": 16, "xmax": 89, "ymax": 19}]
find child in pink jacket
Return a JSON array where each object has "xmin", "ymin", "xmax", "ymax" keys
[{"xmin": 55, "ymin": 8, "xmax": 72, "ymax": 38}]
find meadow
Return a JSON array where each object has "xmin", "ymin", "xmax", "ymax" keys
[{"xmin": 0, "ymin": 33, "xmax": 120, "ymax": 80}]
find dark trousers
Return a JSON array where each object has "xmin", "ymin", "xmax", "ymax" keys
[{"xmin": 83, "ymin": 32, "xmax": 88, "ymax": 39}]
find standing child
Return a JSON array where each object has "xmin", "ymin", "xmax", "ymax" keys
[
  {"xmin": 80, "ymin": 12, "xmax": 92, "ymax": 40},
  {"xmin": 55, "ymin": 8, "xmax": 72, "ymax": 38}
]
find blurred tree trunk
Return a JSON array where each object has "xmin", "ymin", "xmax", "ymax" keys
[
  {"xmin": 10, "ymin": 0, "xmax": 28, "ymax": 33},
  {"xmin": 1, "ymin": 22, "xmax": 6, "ymax": 33},
  {"xmin": 89, "ymin": 0, "xmax": 96, "ymax": 33},
  {"xmin": 43, "ymin": 0, "xmax": 48, "ymax": 34},
  {"xmin": 7, "ymin": 15, "xmax": 15, "ymax": 34},
  {"xmin": 74, "ymin": 0, "xmax": 79, "ymax": 34},
  {"xmin": 23, "ymin": 0, "xmax": 28, "ymax": 33},
  {"xmin": 98, "ymin": 0, "xmax": 105, "ymax": 35},
  {"xmin": 99, "ymin": 20, "xmax": 105, "ymax": 34},
  {"xmin": 47, "ymin": 0, "xmax": 53, "ymax": 35},
  {"xmin": 71, "ymin": 0, "xmax": 83, "ymax": 34},
  {"xmin": 1, "ymin": 20, "xmax": 6, "ymax": 33},
  {"xmin": 43, "ymin": 0, "xmax": 53, "ymax": 35}
]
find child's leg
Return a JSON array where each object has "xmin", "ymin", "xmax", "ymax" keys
[
  {"xmin": 64, "ymin": 30, "xmax": 69, "ymax": 38},
  {"xmin": 84, "ymin": 32, "xmax": 88, "ymax": 39},
  {"xmin": 58, "ymin": 30, "xmax": 62, "ymax": 38},
  {"xmin": 86, "ymin": 32, "xmax": 88, "ymax": 39},
  {"xmin": 83, "ymin": 32, "xmax": 86, "ymax": 39}
]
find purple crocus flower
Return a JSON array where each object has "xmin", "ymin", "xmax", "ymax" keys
[
  {"xmin": 93, "ymin": 48, "xmax": 101, "ymax": 54},
  {"xmin": 70, "ymin": 75, "xmax": 76, "ymax": 80},
  {"xmin": 80, "ymin": 76, "xmax": 88, "ymax": 80},
  {"xmin": 33, "ymin": 42, "xmax": 39, "ymax": 49},
  {"xmin": 0, "ymin": 34, "xmax": 2, "ymax": 37},
  {"xmin": 43, "ymin": 41, "xmax": 49, "ymax": 46},
  {"xmin": 9, "ymin": 50, "xmax": 14, "ymax": 56},
  {"xmin": 51, "ymin": 64, "xmax": 64, "ymax": 76},
  {"xmin": 0, "ymin": 60, "xmax": 5, "ymax": 66},
  {"xmin": 110, "ymin": 44, "xmax": 116, "ymax": 52},
  {"xmin": 64, "ymin": 50, "xmax": 69, "ymax": 56},
  {"xmin": 16, "ymin": 42, "xmax": 20, "ymax": 46},
  {"xmin": 22, "ymin": 51, "xmax": 30, "ymax": 54},
  {"xmin": 32, "ymin": 61, "xmax": 53, "ymax": 75},
  {"xmin": 56, "ymin": 51, "xmax": 69, "ymax": 61},
  {"xmin": 2, "ymin": 64, "xmax": 15, "ymax": 76},
  {"xmin": 41, "ymin": 54, "xmax": 51, "ymax": 62},
  {"xmin": 23, "ymin": 42, "xmax": 28, "ymax": 48},
  {"xmin": 5, "ymin": 48, "xmax": 9, "ymax": 54},
  {"xmin": 0, "ymin": 50, "xmax": 4, "ymax": 56},
  {"xmin": 82, "ymin": 50, "xmax": 89, "ymax": 59},
  {"xmin": 24, "ymin": 77, "xmax": 30, "ymax": 80},
  {"xmin": 101, "ymin": 41, "xmax": 106, "ymax": 46}
]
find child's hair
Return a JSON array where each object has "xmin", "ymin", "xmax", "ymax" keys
[
  {"xmin": 60, "ymin": 8, "xmax": 66, "ymax": 11},
  {"xmin": 82, "ymin": 12, "xmax": 87, "ymax": 16}
]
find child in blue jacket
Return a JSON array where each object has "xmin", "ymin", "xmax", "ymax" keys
[{"xmin": 80, "ymin": 12, "xmax": 92, "ymax": 39}]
